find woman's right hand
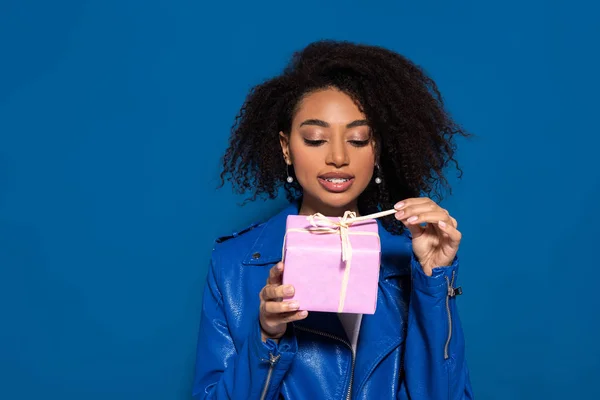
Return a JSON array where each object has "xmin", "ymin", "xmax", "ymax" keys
[{"xmin": 259, "ymin": 262, "xmax": 308, "ymax": 342}]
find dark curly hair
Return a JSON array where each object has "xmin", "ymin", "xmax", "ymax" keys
[{"xmin": 219, "ymin": 40, "xmax": 470, "ymax": 235}]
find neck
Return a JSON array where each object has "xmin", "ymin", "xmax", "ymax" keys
[{"xmin": 298, "ymin": 196, "xmax": 360, "ymax": 217}]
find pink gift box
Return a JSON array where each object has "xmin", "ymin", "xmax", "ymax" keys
[{"xmin": 281, "ymin": 214, "xmax": 381, "ymax": 314}]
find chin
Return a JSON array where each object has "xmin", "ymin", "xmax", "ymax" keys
[{"xmin": 317, "ymin": 192, "xmax": 359, "ymax": 211}]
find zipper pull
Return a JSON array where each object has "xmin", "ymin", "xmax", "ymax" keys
[
  {"xmin": 269, "ymin": 353, "xmax": 281, "ymax": 366},
  {"xmin": 446, "ymin": 271, "xmax": 462, "ymax": 297},
  {"xmin": 261, "ymin": 353, "xmax": 281, "ymax": 367}
]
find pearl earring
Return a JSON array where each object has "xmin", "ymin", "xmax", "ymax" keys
[
  {"xmin": 374, "ymin": 165, "xmax": 382, "ymax": 184},
  {"xmin": 286, "ymin": 164, "xmax": 294, "ymax": 183}
]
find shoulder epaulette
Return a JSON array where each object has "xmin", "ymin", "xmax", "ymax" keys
[{"xmin": 215, "ymin": 221, "xmax": 262, "ymax": 244}]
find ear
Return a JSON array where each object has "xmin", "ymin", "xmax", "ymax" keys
[{"xmin": 279, "ymin": 131, "xmax": 292, "ymax": 165}]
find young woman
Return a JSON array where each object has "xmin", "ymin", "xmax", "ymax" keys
[{"xmin": 192, "ymin": 40, "xmax": 473, "ymax": 399}]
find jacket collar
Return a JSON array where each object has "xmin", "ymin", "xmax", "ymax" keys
[{"xmin": 241, "ymin": 201, "xmax": 412, "ymax": 280}]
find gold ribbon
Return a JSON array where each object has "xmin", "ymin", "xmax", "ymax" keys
[{"xmin": 282, "ymin": 208, "xmax": 397, "ymax": 313}]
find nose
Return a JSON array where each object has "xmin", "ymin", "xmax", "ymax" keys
[{"xmin": 325, "ymin": 137, "xmax": 350, "ymax": 168}]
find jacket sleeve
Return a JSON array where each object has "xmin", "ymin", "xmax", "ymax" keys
[
  {"xmin": 398, "ymin": 255, "xmax": 474, "ymax": 399},
  {"xmin": 192, "ymin": 255, "xmax": 298, "ymax": 399}
]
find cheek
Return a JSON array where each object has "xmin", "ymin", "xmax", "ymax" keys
[
  {"xmin": 290, "ymin": 147, "xmax": 320, "ymax": 177},
  {"xmin": 355, "ymin": 151, "xmax": 376, "ymax": 173}
]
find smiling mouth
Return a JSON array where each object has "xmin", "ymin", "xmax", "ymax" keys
[{"xmin": 317, "ymin": 176, "xmax": 355, "ymax": 193}]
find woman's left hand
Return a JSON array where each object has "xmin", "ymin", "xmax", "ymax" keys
[{"xmin": 394, "ymin": 197, "xmax": 461, "ymax": 276}]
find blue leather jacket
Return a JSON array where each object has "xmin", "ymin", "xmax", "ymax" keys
[{"xmin": 192, "ymin": 203, "xmax": 473, "ymax": 399}]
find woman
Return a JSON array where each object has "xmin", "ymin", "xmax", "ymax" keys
[{"xmin": 192, "ymin": 40, "xmax": 473, "ymax": 399}]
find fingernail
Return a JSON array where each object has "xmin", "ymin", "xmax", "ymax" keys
[
  {"xmin": 394, "ymin": 202, "xmax": 405, "ymax": 210},
  {"xmin": 396, "ymin": 210, "xmax": 405, "ymax": 218},
  {"xmin": 287, "ymin": 301, "xmax": 299, "ymax": 310},
  {"xmin": 299, "ymin": 311, "xmax": 308, "ymax": 317},
  {"xmin": 438, "ymin": 220, "xmax": 446, "ymax": 228},
  {"xmin": 283, "ymin": 285, "xmax": 294, "ymax": 295},
  {"xmin": 277, "ymin": 263, "xmax": 283, "ymax": 271},
  {"xmin": 407, "ymin": 216, "xmax": 418, "ymax": 223}
]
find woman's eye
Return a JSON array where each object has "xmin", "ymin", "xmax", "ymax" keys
[
  {"xmin": 349, "ymin": 140, "xmax": 370, "ymax": 147},
  {"xmin": 303, "ymin": 139, "xmax": 326, "ymax": 146}
]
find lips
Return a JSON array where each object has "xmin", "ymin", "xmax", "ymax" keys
[{"xmin": 317, "ymin": 172, "xmax": 355, "ymax": 193}]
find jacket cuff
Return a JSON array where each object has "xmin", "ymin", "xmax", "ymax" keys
[
  {"xmin": 251, "ymin": 318, "xmax": 297, "ymax": 368},
  {"xmin": 411, "ymin": 253, "xmax": 459, "ymax": 296}
]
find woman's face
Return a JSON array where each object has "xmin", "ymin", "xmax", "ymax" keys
[{"xmin": 279, "ymin": 88, "xmax": 376, "ymax": 216}]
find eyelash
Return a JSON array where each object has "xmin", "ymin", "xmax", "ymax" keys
[
  {"xmin": 349, "ymin": 140, "xmax": 370, "ymax": 147},
  {"xmin": 304, "ymin": 139, "xmax": 326, "ymax": 146},
  {"xmin": 303, "ymin": 139, "xmax": 370, "ymax": 147}
]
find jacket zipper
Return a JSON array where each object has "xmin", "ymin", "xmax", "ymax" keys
[
  {"xmin": 260, "ymin": 352, "xmax": 281, "ymax": 400},
  {"xmin": 444, "ymin": 271, "xmax": 456, "ymax": 359},
  {"xmin": 294, "ymin": 325, "xmax": 356, "ymax": 400}
]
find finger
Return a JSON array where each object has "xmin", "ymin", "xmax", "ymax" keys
[
  {"xmin": 282, "ymin": 310, "xmax": 309, "ymax": 322},
  {"xmin": 394, "ymin": 202, "xmax": 443, "ymax": 221},
  {"xmin": 267, "ymin": 262, "xmax": 284, "ymax": 285},
  {"xmin": 394, "ymin": 197, "xmax": 435, "ymax": 211},
  {"xmin": 261, "ymin": 310, "xmax": 309, "ymax": 332},
  {"xmin": 404, "ymin": 211, "xmax": 451, "ymax": 226},
  {"xmin": 264, "ymin": 299, "xmax": 300, "ymax": 314},
  {"xmin": 398, "ymin": 201, "xmax": 458, "ymax": 229},
  {"xmin": 450, "ymin": 216, "xmax": 458, "ymax": 228},
  {"xmin": 262, "ymin": 284, "xmax": 295, "ymax": 301},
  {"xmin": 437, "ymin": 220, "xmax": 462, "ymax": 246},
  {"xmin": 264, "ymin": 310, "xmax": 309, "ymax": 325}
]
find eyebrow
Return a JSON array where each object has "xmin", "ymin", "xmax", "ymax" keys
[{"xmin": 299, "ymin": 119, "xmax": 369, "ymax": 128}]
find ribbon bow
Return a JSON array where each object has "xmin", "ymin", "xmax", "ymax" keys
[{"xmin": 306, "ymin": 211, "xmax": 357, "ymax": 263}]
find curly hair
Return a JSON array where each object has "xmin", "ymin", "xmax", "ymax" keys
[{"xmin": 219, "ymin": 40, "xmax": 470, "ymax": 235}]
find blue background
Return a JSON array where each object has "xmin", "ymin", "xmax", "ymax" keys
[{"xmin": 1, "ymin": 1, "xmax": 598, "ymax": 399}]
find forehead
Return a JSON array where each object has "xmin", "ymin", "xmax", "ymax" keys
[{"xmin": 293, "ymin": 88, "xmax": 366, "ymax": 124}]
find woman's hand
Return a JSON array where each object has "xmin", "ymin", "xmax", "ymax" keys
[
  {"xmin": 259, "ymin": 262, "xmax": 308, "ymax": 342},
  {"xmin": 394, "ymin": 198, "xmax": 462, "ymax": 276}
]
